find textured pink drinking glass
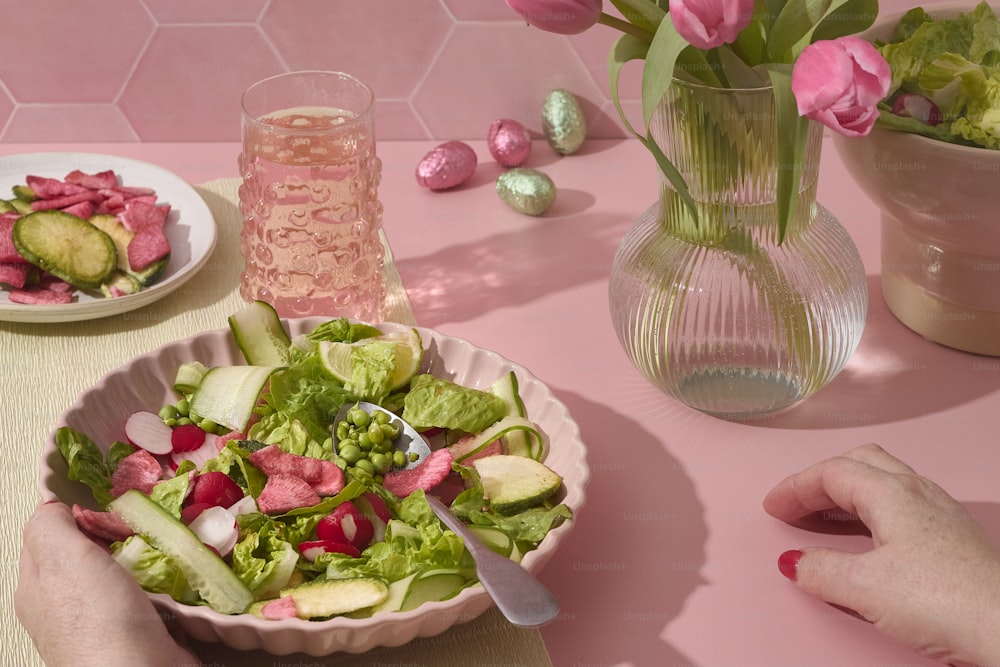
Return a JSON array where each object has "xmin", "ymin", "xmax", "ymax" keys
[{"xmin": 238, "ymin": 71, "xmax": 385, "ymax": 321}]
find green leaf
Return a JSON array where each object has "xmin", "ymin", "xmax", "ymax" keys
[
  {"xmin": 642, "ymin": 18, "xmax": 691, "ymax": 126},
  {"xmin": 768, "ymin": 68, "xmax": 810, "ymax": 245},
  {"xmin": 766, "ymin": 0, "xmax": 833, "ymax": 61},
  {"xmin": 608, "ymin": 33, "xmax": 649, "ymax": 139},
  {"xmin": 811, "ymin": 0, "xmax": 879, "ymax": 42},
  {"xmin": 716, "ymin": 45, "xmax": 768, "ymax": 88},
  {"xmin": 676, "ymin": 46, "xmax": 724, "ymax": 86},
  {"xmin": 642, "ymin": 130, "xmax": 701, "ymax": 229},
  {"xmin": 608, "ymin": 0, "xmax": 665, "ymax": 34},
  {"xmin": 734, "ymin": 16, "xmax": 769, "ymax": 66}
]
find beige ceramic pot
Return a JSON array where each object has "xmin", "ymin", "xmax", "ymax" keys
[{"xmin": 833, "ymin": 1, "xmax": 1000, "ymax": 356}]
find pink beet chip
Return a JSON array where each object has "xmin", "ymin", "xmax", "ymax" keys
[
  {"xmin": 249, "ymin": 445, "xmax": 324, "ymax": 483},
  {"xmin": 72, "ymin": 505, "xmax": 135, "ymax": 542},
  {"xmin": 383, "ymin": 448, "xmax": 455, "ymax": 498},
  {"xmin": 126, "ymin": 227, "xmax": 170, "ymax": 271},
  {"xmin": 8, "ymin": 288, "xmax": 74, "ymax": 305},
  {"xmin": 110, "ymin": 449, "xmax": 163, "ymax": 498},
  {"xmin": 26, "ymin": 175, "xmax": 88, "ymax": 198},
  {"xmin": 64, "ymin": 169, "xmax": 118, "ymax": 190},
  {"xmin": 30, "ymin": 190, "xmax": 99, "ymax": 211},
  {"xmin": 61, "ymin": 200, "xmax": 95, "ymax": 219},
  {"xmin": 261, "ymin": 596, "xmax": 299, "ymax": 620},
  {"xmin": 256, "ymin": 474, "xmax": 321, "ymax": 514},
  {"xmin": 310, "ymin": 460, "xmax": 345, "ymax": 497},
  {"xmin": 0, "ymin": 216, "xmax": 26, "ymax": 263},
  {"xmin": 0, "ymin": 263, "xmax": 31, "ymax": 289},
  {"xmin": 119, "ymin": 199, "xmax": 167, "ymax": 232}
]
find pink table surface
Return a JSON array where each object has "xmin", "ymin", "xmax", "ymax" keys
[{"xmin": 5, "ymin": 139, "xmax": 999, "ymax": 666}]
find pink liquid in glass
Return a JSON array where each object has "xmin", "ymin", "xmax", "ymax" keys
[{"xmin": 238, "ymin": 106, "xmax": 385, "ymax": 321}]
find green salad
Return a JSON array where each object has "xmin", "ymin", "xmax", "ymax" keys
[
  {"xmin": 55, "ymin": 302, "xmax": 571, "ymax": 620},
  {"xmin": 877, "ymin": 1, "xmax": 1000, "ymax": 148}
]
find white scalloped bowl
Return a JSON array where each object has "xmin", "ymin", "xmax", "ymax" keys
[{"xmin": 39, "ymin": 319, "xmax": 589, "ymax": 656}]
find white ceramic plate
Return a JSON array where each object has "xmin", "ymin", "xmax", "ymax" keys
[
  {"xmin": 40, "ymin": 319, "xmax": 589, "ymax": 656},
  {"xmin": 0, "ymin": 152, "xmax": 217, "ymax": 323}
]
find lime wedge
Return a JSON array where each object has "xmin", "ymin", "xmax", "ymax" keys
[{"xmin": 319, "ymin": 328, "xmax": 423, "ymax": 390}]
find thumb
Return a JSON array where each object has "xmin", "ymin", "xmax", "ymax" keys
[{"xmin": 778, "ymin": 548, "xmax": 870, "ymax": 617}]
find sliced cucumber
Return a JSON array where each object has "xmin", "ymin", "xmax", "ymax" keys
[
  {"xmin": 471, "ymin": 455, "xmax": 563, "ymax": 515},
  {"xmin": 399, "ymin": 568, "xmax": 472, "ymax": 612},
  {"xmin": 109, "ymin": 490, "xmax": 254, "ymax": 615},
  {"xmin": 467, "ymin": 525, "xmax": 514, "ymax": 558},
  {"xmin": 279, "ymin": 577, "xmax": 389, "ymax": 619},
  {"xmin": 228, "ymin": 300, "xmax": 292, "ymax": 367},
  {"xmin": 12, "ymin": 210, "xmax": 117, "ymax": 289},
  {"xmin": 489, "ymin": 372, "xmax": 544, "ymax": 459},
  {"xmin": 190, "ymin": 365, "xmax": 277, "ymax": 432},
  {"xmin": 448, "ymin": 416, "xmax": 545, "ymax": 463},
  {"xmin": 100, "ymin": 271, "xmax": 142, "ymax": 298},
  {"xmin": 173, "ymin": 361, "xmax": 209, "ymax": 395}
]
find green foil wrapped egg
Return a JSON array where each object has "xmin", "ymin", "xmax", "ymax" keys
[
  {"xmin": 542, "ymin": 89, "xmax": 586, "ymax": 155},
  {"xmin": 496, "ymin": 168, "xmax": 557, "ymax": 216}
]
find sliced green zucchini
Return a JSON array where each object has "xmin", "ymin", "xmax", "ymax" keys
[
  {"xmin": 471, "ymin": 455, "xmax": 562, "ymax": 515},
  {"xmin": 12, "ymin": 210, "xmax": 117, "ymax": 289},
  {"xmin": 279, "ymin": 577, "xmax": 389, "ymax": 619},
  {"xmin": 11, "ymin": 184, "xmax": 36, "ymax": 202}
]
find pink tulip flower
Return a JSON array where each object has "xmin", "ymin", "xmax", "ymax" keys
[
  {"xmin": 791, "ymin": 36, "xmax": 891, "ymax": 137},
  {"xmin": 669, "ymin": 0, "xmax": 754, "ymax": 50},
  {"xmin": 506, "ymin": 0, "xmax": 603, "ymax": 35}
]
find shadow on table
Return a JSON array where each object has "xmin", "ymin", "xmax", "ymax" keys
[
  {"xmin": 397, "ymin": 209, "xmax": 632, "ymax": 328},
  {"xmin": 540, "ymin": 389, "xmax": 708, "ymax": 667},
  {"xmin": 751, "ymin": 274, "xmax": 1000, "ymax": 430}
]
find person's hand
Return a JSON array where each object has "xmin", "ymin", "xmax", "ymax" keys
[
  {"xmin": 764, "ymin": 443, "xmax": 1000, "ymax": 666},
  {"xmin": 16, "ymin": 502, "xmax": 201, "ymax": 667}
]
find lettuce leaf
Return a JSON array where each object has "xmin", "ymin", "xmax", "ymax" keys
[
  {"xmin": 231, "ymin": 518, "xmax": 299, "ymax": 599},
  {"xmin": 402, "ymin": 375, "xmax": 507, "ymax": 433},
  {"xmin": 112, "ymin": 535, "xmax": 196, "ymax": 602},
  {"xmin": 54, "ymin": 427, "xmax": 114, "ymax": 508}
]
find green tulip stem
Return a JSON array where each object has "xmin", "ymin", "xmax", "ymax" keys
[{"xmin": 599, "ymin": 13, "xmax": 654, "ymax": 42}]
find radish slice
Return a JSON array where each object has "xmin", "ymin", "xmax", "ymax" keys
[
  {"xmin": 354, "ymin": 493, "xmax": 390, "ymax": 543},
  {"xmin": 171, "ymin": 423, "xmax": 207, "ymax": 453},
  {"xmin": 191, "ymin": 471, "xmax": 244, "ymax": 509},
  {"xmin": 171, "ymin": 433, "xmax": 219, "ymax": 469},
  {"xmin": 316, "ymin": 501, "xmax": 374, "ymax": 550},
  {"xmin": 124, "ymin": 410, "xmax": 173, "ymax": 455},
  {"xmin": 227, "ymin": 494, "xmax": 258, "ymax": 516},
  {"xmin": 188, "ymin": 505, "xmax": 239, "ymax": 557}
]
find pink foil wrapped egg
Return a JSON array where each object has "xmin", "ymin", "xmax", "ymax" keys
[
  {"xmin": 415, "ymin": 141, "xmax": 478, "ymax": 190},
  {"xmin": 487, "ymin": 119, "xmax": 532, "ymax": 168}
]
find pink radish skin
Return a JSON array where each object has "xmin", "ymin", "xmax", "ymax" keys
[
  {"xmin": 188, "ymin": 506, "xmax": 239, "ymax": 557},
  {"xmin": 171, "ymin": 423, "xmax": 206, "ymax": 453},
  {"xmin": 124, "ymin": 410, "xmax": 174, "ymax": 455},
  {"xmin": 171, "ymin": 433, "xmax": 219, "ymax": 469},
  {"xmin": 354, "ymin": 493, "xmax": 391, "ymax": 543},
  {"xmin": 190, "ymin": 471, "xmax": 244, "ymax": 509},
  {"xmin": 891, "ymin": 94, "xmax": 943, "ymax": 126},
  {"xmin": 316, "ymin": 502, "xmax": 374, "ymax": 550}
]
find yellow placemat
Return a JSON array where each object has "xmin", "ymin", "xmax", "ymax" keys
[{"xmin": 0, "ymin": 179, "xmax": 551, "ymax": 667}]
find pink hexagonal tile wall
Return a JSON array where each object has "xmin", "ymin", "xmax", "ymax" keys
[{"xmin": 0, "ymin": 0, "xmax": 930, "ymax": 142}]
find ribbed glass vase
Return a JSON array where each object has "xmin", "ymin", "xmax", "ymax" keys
[{"xmin": 608, "ymin": 80, "xmax": 868, "ymax": 419}]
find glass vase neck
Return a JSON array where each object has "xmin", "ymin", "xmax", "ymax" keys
[{"xmin": 651, "ymin": 80, "xmax": 823, "ymax": 247}]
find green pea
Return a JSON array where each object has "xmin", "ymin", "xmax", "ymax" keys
[
  {"xmin": 337, "ymin": 438, "xmax": 357, "ymax": 454},
  {"xmin": 392, "ymin": 450, "xmax": 407, "ymax": 467},
  {"xmin": 187, "ymin": 410, "xmax": 202, "ymax": 425},
  {"xmin": 357, "ymin": 433, "xmax": 373, "ymax": 451},
  {"xmin": 375, "ymin": 439, "xmax": 392, "ymax": 454},
  {"xmin": 176, "ymin": 417, "xmax": 192, "ymax": 426},
  {"xmin": 374, "ymin": 474, "xmax": 384, "ymax": 485},
  {"xmin": 321, "ymin": 436, "xmax": 333, "ymax": 451},
  {"xmin": 334, "ymin": 456, "xmax": 348, "ymax": 469},
  {"xmin": 354, "ymin": 458, "xmax": 375, "ymax": 475},
  {"xmin": 373, "ymin": 410, "xmax": 390, "ymax": 425},
  {"xmin": 408, "ymin": 452, "xmax": 420, "ymax": 462},
  {"xmin": 175, "ymin": 399, "xmax": 189, "ymax": 417},
  {"xmin": 367, "ymin": 423, "xmax": 384, "ymax": 445},
  {"xmin": 198, "ymin": 419, "xmax": 218, "ymax": 432},
  {"xmin": 381, "ymin": 424, "xmax": 399, "ymax": 440},
  {"xmin": 335, "ymin": 422, "xmax": 350, "ymax": 441},
  {"xmin": 339, "ymin": 444, "xmax": 363, "ymax": 465},
  {"xmin": 159, "ymin": 405, "xmax": 179, "ymax": 421},
  {"xmin": 370, "ymin": 453, "xmax": 390, "ymax": 474},
  {"xmin": 163, "ymin": 417, "xmax": 177, "ymax": 427},
  {"xmin": 349, "ymin": 408, "xmax": 370, "ymax": 428}
]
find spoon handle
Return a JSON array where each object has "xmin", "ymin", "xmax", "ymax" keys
[{"xmin": 426, "ymin": 495, "xmax": 560, "ymax": 627}]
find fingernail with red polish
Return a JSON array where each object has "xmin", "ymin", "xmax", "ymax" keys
[{"xmin": 778, "ymin": 549, "xmax": 803, "ymax": 581}]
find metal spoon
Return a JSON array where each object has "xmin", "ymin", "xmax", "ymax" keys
[
  {"xmin": 335, "ymin": 401, "xmax": 561, "ymax": 627},
  {"xmin": 334, "ymin": 401, "xmax": 431, "ymax": 470}
]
